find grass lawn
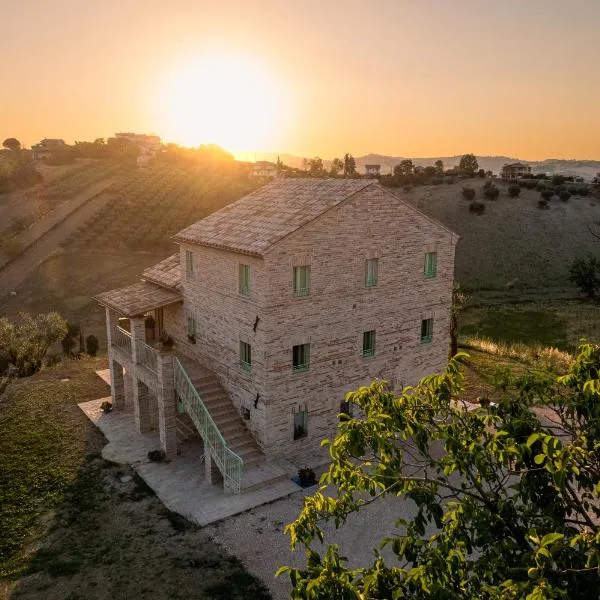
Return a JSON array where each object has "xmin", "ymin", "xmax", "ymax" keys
[{"xmin": 0, "ymin": 358, "xmax": 271, "ymax": 600}]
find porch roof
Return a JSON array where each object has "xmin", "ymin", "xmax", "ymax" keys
[{"xmin": 94, "ymin": 281, "xmax": 182, "ymax": 317}]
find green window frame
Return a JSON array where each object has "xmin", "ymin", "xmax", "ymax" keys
[
  {"xmin": 293, "ymin": 266, "xmax": 311, "ymax": 297},
  {"xmin": 424, "ymin": 252, "xmax": 437, "ymax": 278},
  {"xmin": 421, "ymin": 318, "xmax": 433, "ymax": 344},
  {"xmin": 293, "ymin": 407, "xmax": 308, "ymax": 439},
  {"xmin": 293, "ymin": 343, "xmax": 310, "ymax": 372},
  {"xmin": 365, "ymin": 258, "xmax": 378, "ymax": 287},
  {"xmin": 239, "ymin": 341, "xmax": 252, "ymax": 372},
  {"xmin": 239, "ymin": 264, "xmax": 250, "ymax": 296},
  {"xmin": 185, "ymin": 250, "xmax": 194, "ymax": 276},
  {"xmin": 363, "ymin": 330, "xmax": 376, "ymax": 357}
]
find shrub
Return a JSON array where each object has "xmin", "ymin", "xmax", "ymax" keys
[
  {"xmin": 85, "ymin": 334, "xmax": 99, "ymax": 356},
  {"xmin": 536, "ymin": 182, "xmax": 547, "ymax": 191},
  {"xmin": 431, "ymin": 177, "xmax": 443, "ymax": 185},
  {"xmin": 508, "ymin": 185, "xmax": 521, "ymax": 197},
  {"xmin": 483, "ymin": 180, "xmax": 493, "ymax": 190},
  {"xmin": 469, "ymin": 201, "xmax": 485, "ymax": 215},
  {"xmin": 538, "ymin": 198, "xmax": 549, "ymax": 209},
  {"xmin": 524, "ymin": 180, "xmax": 537, "ymax": 190},
  {"xmin": 541, "ymin": 189, "xmax": 554, "ymax": 201},
  {"xmin": 462, "ymin": 187, "xmax": 476, "ymax": 201},
  {"xmin": 579, "ymin": 186, "xmax": 589, "ymax": 197},
  {"xmin": 568, "ymin": 186, "xmax": 579, "ymax": 195},
  {"xmin": 477, "ymin": 169, "xmax": 486, "ymax": 178},
  {"xmin": 483, "ymin": 185, "xmax": 499, "ymax": 200},
  {"xmin": 569, "ymin": 255, "xmax": 600, "ymax": 298},
  {"xmin": 559, "ymin": 190, "xmax": 571, "ymax": 202},
  {"xmin": 552, "ymin": 174, "xmax": 565, "ymax": 186}
]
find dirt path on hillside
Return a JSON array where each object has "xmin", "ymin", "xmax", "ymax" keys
[{"xmin": 0, "ymin": 189, "xmax": 115, "ymax": 299}]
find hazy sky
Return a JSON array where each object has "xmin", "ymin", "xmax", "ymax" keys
[{"xmin": 2, "ymin": 0, "xmax": 599, "ymax": 160}]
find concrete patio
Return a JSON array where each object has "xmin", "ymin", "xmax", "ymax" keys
[{"xmin": 78, "ymin": 370, "xmax": 318, "ymax": 526}]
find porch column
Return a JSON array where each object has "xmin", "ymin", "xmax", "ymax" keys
[
  {"xmin": 157, "ymin": 349, "xmax": 177, "ymax": 459},
  {"xmin": 133, "ymin": 379, "xmax": 152, "ymax": 433},
  {"xmin": 109, "ymin": 359, "xmax": 125, "ymax": 409},
  {"xmin": 204, "ymin": 451, "xmax": 222, "ymax": 486},
  {"xmin": 130, "ymin": 316, "xmax": 146, "ymax": 364}
]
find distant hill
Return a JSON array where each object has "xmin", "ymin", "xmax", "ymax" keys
[{"xmin": 253, "ymin": 152, "xmax": 600, "ymax": 180}]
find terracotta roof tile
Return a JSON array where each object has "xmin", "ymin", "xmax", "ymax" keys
[
  {"xmin": 172, "ymin": 178, "xmax": 375, "ymax": 256},
  {"xmin": 95, "ymin": 281, "xmax": 182, "ymax": 317},
  {"xmin": 141, "ymin": 254, "xmax": 181, "ymax": 289}
]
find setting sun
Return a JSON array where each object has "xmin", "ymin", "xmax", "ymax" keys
[{"xmin": 157, "ymin": 54, "xmax": 283, "ymax": 152}]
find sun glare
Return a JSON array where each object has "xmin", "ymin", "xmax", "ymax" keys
[{"xmin": 158, "ymin": 54, "xmax": 282, "ymax": 152}]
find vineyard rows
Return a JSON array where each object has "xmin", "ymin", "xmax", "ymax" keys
[{"xmin": 62, "ymin": 163, "xmax": 259, "ymax": 252}]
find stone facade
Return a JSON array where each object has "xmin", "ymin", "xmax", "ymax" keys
[{"xmin": 164, "ymin": 183, "xmax": 457, "ymax": 459}]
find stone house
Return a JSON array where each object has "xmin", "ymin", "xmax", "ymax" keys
[
  {"xmin": 96, "ymin": 179, "xmax": 458, "ymax": 493},
  {"xmin": 501, "ymin": 162, "xmax": 532, "ymax": 179},
  {"xmin": 251, "ymin": 161, "xmax": 277, "ymax": 178},
  {"xmin": 365, "ymin": 164, "xmax": 381, "ymax": 177}
]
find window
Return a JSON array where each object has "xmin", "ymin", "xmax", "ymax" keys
[
  {"xmin": 293, "ymin": 407, "xmax": 308, "ymax": 439},
  {"xmin": 424, "ymin": 252, "xmax": 437, "ymax": 278},
  {"xmin": 339, "ymin": 399, "xmax": 353, "ymax": 421},
  {"xmin": 293, "ymin": 343, "xmax": 310, "ymax": 372},
  {"xmin": 421, "ymin": 318, "xmax": 433, "ymax": 343},
  {"xmin": 363, "ymin": 330, "xmax": 376, "ymax": 357},
  {"xmin": 293, "ymin": 266, "xmax": 310, "ymax": 297},
  {"xmin": 240, "ymin": 341, "xmax": 252, "ymax": 372},
  {"xmin": 185, "ymin": 250, "xmax": 194, "ymax": 276},
  {"xmin": 365, "ymin": 258, "xmax": 378, "ymax": 287},
  {"xmin": 187, "ymin": 315, "xmax": 196, "ymax": 340},
  {"xmin": 239, "ymin": 264, "xmax": 250, "ymax": 296}
]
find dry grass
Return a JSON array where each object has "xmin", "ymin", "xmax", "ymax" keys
[{"xmin": 0, "ymin": 358, "xmax": 271, "ymax": 600}]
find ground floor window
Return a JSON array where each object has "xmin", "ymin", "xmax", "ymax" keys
[
  {"xmin": 421, "ymin": 318, "xmax": 433, "ymax": 343},
  {"xmin": 363, "ymin": 330, "xmax": 376, "ymax": 357},
  {"xmin": 293, "ymin": 406, "xmax": 308, "ymax": 439},
  {"xmin": 293, "ymin": 343, "xmax": 310, "ymax": 372},
  {"xmin": 240, "ymin": 341, "xmax": 252, "ymax": 372}
]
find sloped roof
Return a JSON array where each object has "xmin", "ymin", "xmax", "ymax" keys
[
  {"xmin": 173, "ymin": 179, "xmax": 374, "ymax": 256},
  {"xmin": 95, "ymin": 281, "xmax": 182, "ymax": 317},
  {"xmin": 141, "ymin": 254, "xmax": 181, "ymax": 289}
]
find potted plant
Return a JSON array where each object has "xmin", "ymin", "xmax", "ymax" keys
[
  {"xmin": 100, "ymin": 400, "xmax": 113, "ymax": 413},
  {"xmin": 297, "ymin": 467, "xmax": 317, "ymax": 487},
  {"xmin": 157, "ymin": 332, "xmax": 174, "ymax": 350}
]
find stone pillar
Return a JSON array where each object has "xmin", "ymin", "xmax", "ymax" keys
[
  {"xmin": 157, "ymin": 350, "xmax": 177, "ymax": 459},
  {"xmin": 130, "ymin": 316, "xmax": 146, "ymax": 364},
  {"xmin": 133, "ymin": 378, "xmax": 152, "ymax": 433},
  {"xmin": 204, "ymin": 451, "xmax": 222, "ymax": 486},
  {"xmin": 105, "ymin": 307, "xmax": 115, "ymax": 350},
  {"xmin": 109, "ymin": 358, "xmax": 125, "ymax": 409}
]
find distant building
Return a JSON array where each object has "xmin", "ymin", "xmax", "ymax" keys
[
  {"xmin": 111, "ymin": 133, "xmax": 161, "ymax": 167},
  {"xmin": 31, "ymin": 138, "xmax": 66, "ymax": 160},
  {"xmin": 365, "ymin": 164, "xmax": 381, "ymax": 177},
  {"xmin": 251, "ymin": 161, "xmax": 277, "ymax": 178},
  {"xmin": 501, "ymin": 162, "xmax": 532, "ymax": 179}
]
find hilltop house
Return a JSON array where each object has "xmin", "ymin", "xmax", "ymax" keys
[
  {"xmin": 96, "ymin": 179, "xmax": 458, "ymax": 493},
  {"xmin": 31, "ymin": 138, "xmax": 66, "ymax": 160},
  {"xmin": 365, "ymin": 164, "xmax": 381, "ymax": 177},
  {"xmin": 251, "ymin": 161, "xmax": 277, "ymax": 178},
  {"xmin": 501, "ymin": 162, "xmax": 532, "ymax": 179}
]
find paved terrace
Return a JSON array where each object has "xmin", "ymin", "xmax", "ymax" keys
[{"xmin": 78, "ymin": 370, "xmax": 329, "ymax": 526}]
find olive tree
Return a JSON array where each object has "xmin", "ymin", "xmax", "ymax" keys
[{"xmin": 279, "ymin": 347, "xmax": 600, "ymax": 598}]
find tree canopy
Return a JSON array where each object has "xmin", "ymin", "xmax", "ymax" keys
[
  {"xmin": 343, "ymin": 153, "xmax": 357, "ymax": 177},
  {"xmin": 459, "ymin": 154, "xmax": 479, "ymax": 176},
  {"xmin": 2, "ymin": 138, "xmax": 21, "ymax": 152},
  {"xmin": 279, "ymin": 346, "xmax": 600, "ymax": 599}
]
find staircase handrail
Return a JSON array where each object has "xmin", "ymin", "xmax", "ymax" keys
[{"xmin": 173, "ymin": 357, "xmax": 243, "ymax": 493}]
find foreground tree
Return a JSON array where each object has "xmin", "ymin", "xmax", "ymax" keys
[
  {"xmin": 280, "ymin": 347, "xmax": 600, "ymax": 598},
  {"xmin": 459, "ymin": 153, "xmax": 479, "ymax": 176},
  {"xmin": 0, "ymin": 312, "xmax": 68, "ymax": 377}
]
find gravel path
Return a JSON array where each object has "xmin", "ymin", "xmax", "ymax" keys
[{"xmin": 205, "ymin": 485, "xmax": 420, "ymax": 599}]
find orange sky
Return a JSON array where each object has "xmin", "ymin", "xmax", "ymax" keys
[{"xmin": 2, "ymin": 0, "xmax": 600, "ymax": 160}]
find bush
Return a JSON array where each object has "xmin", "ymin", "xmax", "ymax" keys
[
  {"xmin": 579, "ymin": 186, "xmax": 589, "ymax": 197},
  {"xmin": 524, "ymin": 180, "xmax": 537, "ymax": 190},
  {"xmin": 538, "ymin": 198, "xmax": 549, "ymax": 210},
  {"xmin": 483, "ymin": 185, "xmax": 499, "ymax": 200},
  {"xmin": 508, "ymin": 185, "xmax": 521, "ymax": 197},
  {"xmin": 541, "ymin": 189, "xmax": 554, "ymax": 201},
  {"xmin": 569, "ymin": 255, "xmax": 600, "ymax": 298},
  {"xmin": 568, "ymin": 186, "xmax": 579, "ymax": 195},
  {"xmin": 469, "ymin": 201, "xmax": 485, "ymax": 215},
  {"xmin": 85, "ymin": 334, "xmax": 99, "ymax": 356},
  {"xmin": 559, "ymin": 190, "xmax": 571, "ymax": 202},
  {"xmin": 536, "ymin": 182, "xmax": 547, "ymax": 191},
  {"xmin": 552, "ymin": 174, "xmax": 565, "ymax": 186},
  {"xmin": 462, "ymin": 187, "xmax": 476, "ymax": 201}
]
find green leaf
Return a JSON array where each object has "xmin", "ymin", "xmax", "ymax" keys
[
  {"xmin": 541, "ymin": 532, "xmax": 564, "ymax": 547},
  {"xmin": 526, "ymin": 433, "xmax": 543, "ymax": 448},
  {"xmin": 534, "ymin": 454, "xmax": 546, "ymax": 465}
]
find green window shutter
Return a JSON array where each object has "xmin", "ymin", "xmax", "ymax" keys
[
  {"xmin": 365, "ymin": 259, "xmax": 378, "ymax": 287},
  {"xmin": 420, "ymin": 318, "xmax": 433, "ymax": 343},
  {"xmin": 424, "ymin": 252, "xmax": 437, "ymax": 278},
  {"xmin": 239, "ymin": 264, "xmax": 250, "ymax": 295},
  {"xmin": 293, "ymin": 266, "xmax": 310, "ymax": 297},
  {"xmin": 240, "ymin": 341, "xmax": 252, "ymax": 372},
  {"xmin": 363, "ymin": 330, "xmax": 376, "ymax": 356},
  {"xmin": 185, "ymin": 250, "xmax": 194, "ymax": 275}
]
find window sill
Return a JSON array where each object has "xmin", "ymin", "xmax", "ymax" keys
[
  {"xmin": 424, "ymin": 273, "xmax": 437, "ymax": 279},
  {"xmin": 362, "ymin": 350, "xmax": 376, "ymax": 357},
  {"xmin": 293, "ymin": 365, "xmax": 309, "ymax": 373},
  {"xmin": 365, "ymin": 283, "xmax": 378, "ymax": 289},
  {"xmin": 240, "ymin": 361, "xmax": 252, "ymax": 373},
  {"xmin": 293, "ymin": 289, "xmax": 310, "ymax": 298}
]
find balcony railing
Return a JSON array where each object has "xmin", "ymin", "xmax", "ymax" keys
[
  {"xmin": 112, "ymin": 326, "xmax": 132, "ymax": 355},
  {"xmin": 136, "ymin": 339, "xmax": 157, "ymax": 373},
  {"xmin": 174, "ymin": 357, "xmax": 243, "ymax": 494}
]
